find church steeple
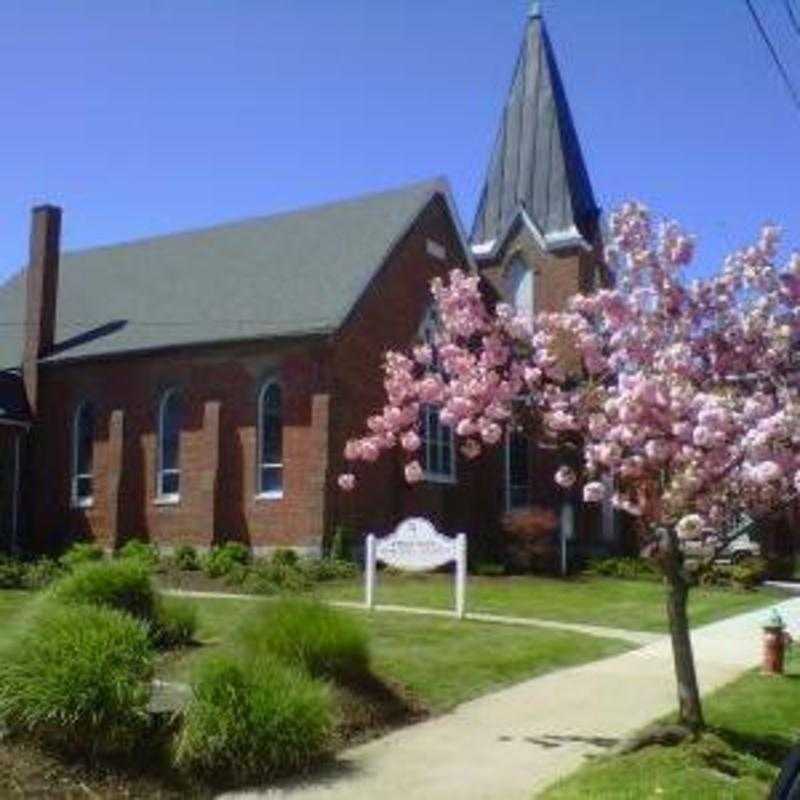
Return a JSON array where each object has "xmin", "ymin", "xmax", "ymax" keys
[{"xmin": 471, "ymin": 6, "xmax": 598, "ymax": 251}]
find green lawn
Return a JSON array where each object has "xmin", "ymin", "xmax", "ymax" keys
[
  {"xmin": 539, "ymin": 650, "xmax": 800, "ymax": 799},
  {"xmin": 313, "ymin": 573, "xmax": 786, "ymax": 633},
  {"xmin": 160, "ymin": 595, "xmax": 632, "ymax": 712}
]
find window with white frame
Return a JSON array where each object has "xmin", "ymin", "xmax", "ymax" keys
[
  {"xmin": 72, "ymin": 401, "xmax": 95, "ymax": 507},
  {"xmin": 507, "ymin": 256, "xmax": 534, "ymax": 316},
  {"xmin": 157, "ymin": 389, "xmax": 181, "ymax": 500},
  {"xmin": 420, "ymin": 404, "xmax": 455, "ymax": 482},
  {"xmin": 258, "ymin": 381, "xmax": 283, "ymax": 497}
]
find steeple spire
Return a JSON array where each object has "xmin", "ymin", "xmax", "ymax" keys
[{"xmin": 471, "ymin": 7, "xmax": 598, "ymax": 249}]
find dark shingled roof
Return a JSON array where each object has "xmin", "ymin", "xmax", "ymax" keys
[
  {"xmin": 0, "ymin": 179, "xmax": 453, "ymax": 369},
  {"xmin": 0, "ymin": 372, "xmax": 30, "ymax": 426},
  {"xmin": 471, "ymin": 5, "xmax": 598, "ymax": 249}
]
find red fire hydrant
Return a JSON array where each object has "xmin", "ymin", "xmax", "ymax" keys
[{"xmin": 762, "ymin": 609, "xmax": 792, "ymax": 676}]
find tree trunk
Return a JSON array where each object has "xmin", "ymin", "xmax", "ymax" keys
[{"xmin": 662, "ymin": 528, "xmax": 705, "ymax": 732}]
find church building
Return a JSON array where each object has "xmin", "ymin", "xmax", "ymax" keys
[{"xmin": 0, "ymin": 5, "xmax": 613, "ymax": 559}]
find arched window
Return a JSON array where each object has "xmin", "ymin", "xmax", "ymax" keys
[
  {"xmin": 507, "ymin": 256, "xmax": 534, "ymax": 317},
  {"xmin": 157, "ymin": 389, "xmax": 181, "ymax": 500},
  {"xmin": 417, "ymin": 306, "xmax": 455, "ymax": 483},
  {"xmin": 258, "ymin": 381, "xmax": 283, "ymax": 497},
  {"xmin": 72, "ymin": 401, "xmax": 95, "ymax": 506}
]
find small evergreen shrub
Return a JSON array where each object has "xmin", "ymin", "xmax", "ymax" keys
[
  {"xmin": 59, "ymin": 541, "xmax": 104, "ymax": 571},
  {"xmin": 234, "ymin": 598, "xmax": 369, "ymax": 680},
  {"xmin": 0, "ymin": 602, "xmax": 153, "ymax": 760},
  {"xmin": 0, "ymin": 554, "xmax": 26, "ymax": 589},
  {"xmin": 152, "ymin": 596, "xmax": 198, "ymax": 648},
  {"xmin": 585, "ymin": 557, "xmax": 659, "ymax": 581},
  {"xmin": 203, "ymin": 542, "xmax": 250, "ymax": 578},
  {"xmin": 246, "ymin": 560, "xmax": 312, "ymax": 594},
  {"xmin": 173, "ymin": 544, "xmax": 200, "ymax": 572},
  {"xmin": 47, "ymin": 559, "xmax": 158, "ymax": 625},
  {"xmin": 117, "ymin": 539, "xmax": 160, "ymax": 568},
  {"xmin": 300, "ymin": 557, "xmax": 358, "ymax": 582},
  {"xmin": 173, "ymin": 653, "xmax": 332, "ymax": 785},
  {"xmin": 25, "ymin": 557, "xmax": 63, "ymax": 589},
  {"xmin": 730, "ymin": 557, "xmax": 768, "ymax": 590},
  {"xmin": 329, "ymin": 525, "xmax": 354, "ymax": 562},
  {"xmin": 271, "ymin": 548, "xmax": 299, "ymax": 567}
]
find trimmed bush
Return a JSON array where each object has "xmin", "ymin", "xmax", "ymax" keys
[
  {"xmin": 271, "ymin": 548, "xmax": 299, "ymax": 567},
  {"xmin": 59, "ymin": 541, "xmax": 104, "ymax": 570},
  {"xmin": 234, "ymin": 598, "xmax": 369, "ymax": 680},
  {"xmin": 0, "ymin": 602, "xmax": 153, "ymax": 759},
  {"xmin": 585, "ymin": 557, "xmax": 659, "ymax": 581},
  {"xmin": 25, "ymin": 557, "xmax": 64, "ymax": 589},
  {"xmin": 173, "ymin": 654, "xmax": 332, "ymax": 784},
  {"xmin": 173, "ymin": 544, "xmax": 200, "ymax": 572},
  {"xmin": 300, "ymin": 557, "xmax": 359, "ymax": 582},
  {"xmin": 246, "ymin": 561, "xmax": 311, "ymax": 595},
  {"xmin": 117, "ymin": 539, "xmax": 160, "ymax": 568},
  {"xmin": 47, "ymin": 559, "xmax": 158, "ymax": 623},
  {"xmin": 0, "ymin": 554, "xmax": 26, "ymax": 589},
  {"xmin": 203, "ymin": 542, "xmax": 250, "ymax": 578},
  {"xmin": 730, "ymin": 557, "xmax": 768, "ymax": 590},
  {"xmin": 152, "ymin": 596, "xmax": 198, "ymax": 648}
]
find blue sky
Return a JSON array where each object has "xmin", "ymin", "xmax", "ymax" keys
[{"xmin": 1, "ymin": 0, "xmax": 799, "ymax": 282}]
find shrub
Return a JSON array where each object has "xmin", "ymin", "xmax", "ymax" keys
[
  {"xmin": 329, "ymin": 525, "xmax": 354, "ymax": 562},
  {"xmin": 730, "ymin": 557, "xmax": 768, "ymax": 590},
  {"xmin": 234, "ymin": 598, "xmax": 369, "ymax": 680},
  {"xmin": 47, "ymin": 559, "xmax": 158, "ymax": 625},
  {"xmin": 223, "ymin": 562, "xmax": 252, "ymax": 587},
  {"xmin": 173, "ymin": 653, "xmax": 332, "ymax": 784},
  {"xmin": 471, "ymin": 561, "xmax": 506, "ymax": 577},
  {"xmin": 271, "ymin": 548, "xmax": 299, "ymax": 567},
  {"xmin": 501, "ymin": 506, "xmax": 559, "ymax": 573},
  {"xmin": 117, "ymin": 539, "xmax": 160, "ymax": 568},
  {"xmin": 585, "ymin": 557, "xmax": 659, "ymax": 581},
  {"xmin": 300, "ymin": 557, "xmax": 358, "ymax": 582},
  {"xmin": 0, "ymin": 554, "xmax": 26, "ymax": 589},
  {"xmin": 59, "ymin": 541, "xmax": 104, "ymax": 570},
  {"xmin": 203, "ymin": 542, "xmax": 250, "ymax": 578},
  {"xmin": 246, "ymin": 561, "xmax": 312, "ymax": 595},
  {"xmin": 0, "ymin": 602, "xmax": 153, "ymax": 759},
  {"xmin": 152, "ymin": 596, "xmax": 198, "ymax": 649},
  {"xmin": 24, "ymin": 557, "xmax": 63, "ymax": 589},
  {"xmin": 173, "ymin": 544, "xmax": 200, "ymax": 572}
]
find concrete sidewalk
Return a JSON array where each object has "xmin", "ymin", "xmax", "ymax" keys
[{"xmin": 222, "ymin": 596, "xmax": 800, "ymax": 800}]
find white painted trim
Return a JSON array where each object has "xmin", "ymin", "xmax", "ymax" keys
[
  {"xmin": 255, "ymin": 490, "xmax": 284, "ymax": 501},
  {"xmin": 154, "ymin": 494, "xmax": 180, "ymax": 506}
]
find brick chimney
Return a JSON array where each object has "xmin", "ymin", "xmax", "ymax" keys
[{"xmin": 23, "ymin": 205, "xmax": 61, "ymax": 416}]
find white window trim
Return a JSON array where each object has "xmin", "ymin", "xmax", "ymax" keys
[
  {"xmin": 156, "ymin": 388, "xmax": 181, "ymax": 503},
  {"xmin": 421, "ymin": 405, "xmax": 456, "ymax": 485},
  {"xmin": 71, "ymin": 401, "xmax": 94, "ymax": 509},
  {"xmin": 256, "ymin": 380, "xmax": 284, "ymax": 500}
]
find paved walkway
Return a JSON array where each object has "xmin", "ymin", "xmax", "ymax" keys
[
  {"xmin": 163, "ymin": 589, "xmax": 659, "ymax": 646},
  {"xmin": 220, "ymin": 596, "xmax": 800, "ymax": 800}
]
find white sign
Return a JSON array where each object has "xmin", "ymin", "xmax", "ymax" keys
[{"xmin": 365, "ymin": 517, "xmax": 467, "ymax": 618}]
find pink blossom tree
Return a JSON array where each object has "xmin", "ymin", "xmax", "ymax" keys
[{"xmin": 338, "ymin": 202, "xmax": 800, "ymax": 731}]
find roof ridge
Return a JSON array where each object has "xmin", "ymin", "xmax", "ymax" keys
[{"xmin": 53, "ymin": 176, "xmax": 447, "ymax": 261}]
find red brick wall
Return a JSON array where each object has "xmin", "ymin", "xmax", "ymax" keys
[
  {"xmin": 328, "ymin": 196, "xmax": 504, "ymax": 555},
  {"xmin": 31, "ymin": 338, "xmax": 331, "ymax": 553}
]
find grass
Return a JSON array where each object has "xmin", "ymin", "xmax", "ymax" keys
[
  {"xmin": 313, "ymin": 573, "xmax": 787, "ymax": 633},
  {"xmin": 159, "ymin": 595, "xmax": 631, "ymax": 712},
  {"xmin": 538, "ymin": 650, "xmax": 800, "ymax": 799}
]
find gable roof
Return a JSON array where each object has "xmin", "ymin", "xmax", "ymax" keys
[
  {"xmin": 0, "ymin": 179, "xmax": 461, "ymax": 369},
  {"xmin": 470, "ymin": 4, "xmax": 599, "ymax": 251}
]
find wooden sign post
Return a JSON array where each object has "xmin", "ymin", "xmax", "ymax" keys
[{"xmin": 364, "ymin": 517, "xmax": 467, "ymax": 618}]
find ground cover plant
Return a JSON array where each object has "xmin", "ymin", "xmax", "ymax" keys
[{"xmin": 539, "ymin": 650, "xmax": 800, "ymax": 799}]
